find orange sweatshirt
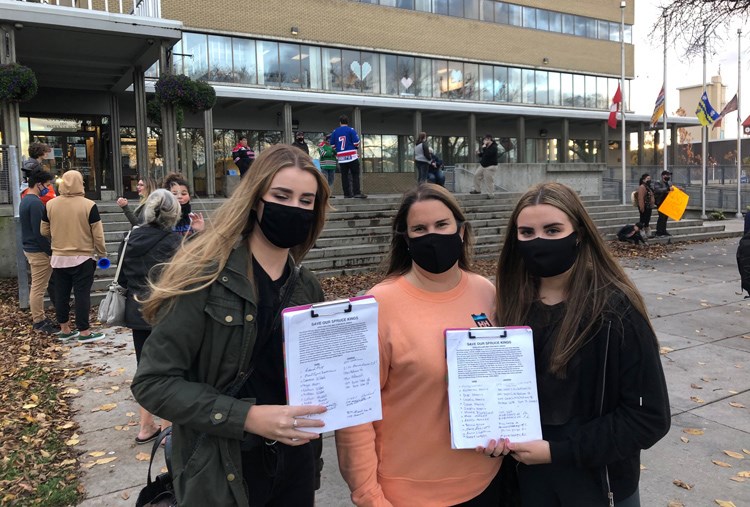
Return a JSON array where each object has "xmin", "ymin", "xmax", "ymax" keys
[{"xmin": 335, "ymin": 271, "xmax": 501, "ymax": 507}]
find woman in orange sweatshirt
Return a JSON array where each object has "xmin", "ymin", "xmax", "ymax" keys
[{"xmin": 336, "ymin": 183, "xmax": 505, "ymax": 507}]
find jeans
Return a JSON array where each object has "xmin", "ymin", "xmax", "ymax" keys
[
  {"xmin": 24, "ymin": 251, "xmax": 53, "ymax": 323},
  {"xmin": 638, "ymin": 207, "xmax": 653, "ymax": 229},
  {"xmin": 54, "ymin": 259, "xmax": 96, "ymax": 331},
  {"xmin": 339, "ymin": 159, "xmax": 362, "ymax": 197},
  {"xmin": 323, "ymin": 168, "xmax": 335, "ymax": 188},
  {"xmin": 416, "ymin": 161, "xmax": 431, "ymax": 183},
  {"xmin": 656, "ymin": 210, "xmax": 668, "ymax": 235}
]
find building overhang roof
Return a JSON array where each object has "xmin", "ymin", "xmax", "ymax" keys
[
  {"xmin": 194, "ymin": 83, "xmax": 702, "ymax": 130},
  {"xmin": 1, "ymin": 0, "xmax": 181, "ymax": 92}
]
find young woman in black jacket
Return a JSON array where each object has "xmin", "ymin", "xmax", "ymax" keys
[
  {"xmin": 117, "ymin": 189, "xmax": 182, "ymax": 443},
  {"xmin": 489, "ymin": 182, "xmax": 670, "ymax": 506}
]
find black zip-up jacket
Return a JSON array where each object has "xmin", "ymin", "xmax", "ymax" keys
[
  {"xmin": 738, "ymin": 231, "xmax": 750, "ymax": 296},
  {"xmin": 547, "ymin": 294, "xmax": 671, "ymax": 502},
  {"xmin": 652, "ymin": 178, "xmax": 672, "ymax": 206},
  {"xmin": 479, "ymin": 142, "xmax": 499, "ymax": 167},
  {"xmin": 117, "ymin": 225, "xmax": 181, "ymax": 330}
]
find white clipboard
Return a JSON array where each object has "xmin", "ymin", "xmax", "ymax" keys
[
  {"xmin": 445, "ymin": 326, "xmax": 542, "ymax": 449},
  {"xmin": 282, "ymin": 296, "xmax": 382, "ymax": 432}
]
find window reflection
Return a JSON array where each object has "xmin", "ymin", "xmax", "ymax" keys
[
  {"xmin": 257, "ymin": 40, "xmax": 279, "ymax": 85},
  {"xmin": 463, "ymin": 63, "xmax": 478, "ymax": 100},
  {"xmin": 184, "ymin": 33, "xmax": 208, "ymax": 80},
  {"xmin": 361, "ymin": 52, "xmax": 380, "ymax": 94},
  {"xmin": 585, "ymin": 75, "xmax": 597, "ymax": 108},
  {"xmin": 208, "ymin": 35, "xmax": 233, "ymax": 82},
  {"xmin": 522, "ymin": 69, "xmax": 535, "ymax": 104},
  {"xmin": 548, "ymin": 71, "xmax": 561, "ymax": 106},
  {"xmin": 232, "ymin": 38, "xmax": 256, "ymax": 84},
  {"xmin": 508, "ymin": 67, "xmax": 521, "ymax": 103},
  {"xmin": 415, "ymin": 58, "xmax": 432, "ymax": 97},
  {"xmin": 479, "ymin": 65, "xmax": 494, "ymax": 101},
  {"xmin": 306, "ymin": 46, "xmax": 322, "ymax": 89},
  {"xmin": 464, "ymin": 0, "xmax": 479, "ymax": 20},
  {"xmin": 433, "ymin": 60, "xmax": 448, "ymax": 98},
  {"xmin": 494, "ymin": 66, "xmax": 508, "ymax": 102},
  {"xmin": 279, "ymin": 43, "xmax": 302, "ymax": 88},
  {"xmin": 398, "ymin": 56, "xmax": 416, "ymax": 96},
  {"xmin": 535, "ymin": 70, "xmax": 548, "ymax": 105},
  {"xmin": 322, "ymin": 48, "xmax": 342, "ymax": 91}
]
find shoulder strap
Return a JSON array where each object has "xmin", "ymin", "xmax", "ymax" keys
[{"xmin": 114, "ymin": 227, "xmax": 136, "ymax": 284}]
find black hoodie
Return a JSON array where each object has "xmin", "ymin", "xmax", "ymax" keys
[{"xmin": 117, "ymin": 226, "xmax": 181, "ymax": 330}]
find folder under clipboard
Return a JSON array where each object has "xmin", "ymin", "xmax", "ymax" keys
[
  {"xmin": 281, "ymin": 296, "xmax": 382, "ymax": 432},
  {"xmin": 445, "ymin": 326, "xmax": 542, "ymax": 449}
]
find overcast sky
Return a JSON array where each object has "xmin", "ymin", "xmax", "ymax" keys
[{"xmin": 630, "ymin": 0, "xmax": 749, "ymax": 136}]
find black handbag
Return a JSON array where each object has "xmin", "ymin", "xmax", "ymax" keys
[{"xmin": 135, "ymin": 427, "xmax": 177, "ymax": 507}]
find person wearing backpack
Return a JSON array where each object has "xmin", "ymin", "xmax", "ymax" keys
[
  {"xmin": 414, "ymin": 132, "xmax": 433, "ymax": 183},
  {"xmin": 635, "ymin": 174, "xmax": 655, "ymax": 238}
]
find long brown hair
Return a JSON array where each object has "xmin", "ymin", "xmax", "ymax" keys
[
  {"xmin": 495, "ymin": 182, "xmax": 653, "ymax": 376},
  {"xmin": 384, "ymin": 183, "xmax": 474, "ymax": 277},
  {"xmin": 142, "ymin": 145, "xmax": 330, "ymax": 322}
]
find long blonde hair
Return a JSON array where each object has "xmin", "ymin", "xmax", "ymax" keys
[
  {"xmin": 142, "ymin": 145, "xmax": 331, "ymax": 322},
  {"xmin": 495, "ymin": 182, "xmax": 653, "ymax": 377}
]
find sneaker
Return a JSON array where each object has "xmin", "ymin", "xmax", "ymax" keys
[
  {"xmin": 469, "ymin": 190, "xmax": 481, "ymax": 195},
  {"xmin": 353, "ymin": 193, "xmax": 368, "ymax": 199},
  {"xmin": 77, "ymin": 331, "xmax": 105, "ymax": 344},
  {"xmin": 33, "ymin": 319, "xmax": 61, "ymax": 335},
  {"xmin": 56, "ymin": 330, "xmax": 80, "ymax": 342}
]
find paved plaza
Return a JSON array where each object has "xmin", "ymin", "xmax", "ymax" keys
[{"xmin": 64, "ymin": 222, "xmax": 749, "ymax": 507}]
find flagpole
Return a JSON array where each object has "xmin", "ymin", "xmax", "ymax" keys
[
  {"xmin": 737, "ymin": 28, "xmax": 743, "ymax": 219},
  {"xmin": 620, "ymin": 0, "xmax": 627, "ymax": 206},
  {"xmin": 662, "ymin": 10, "xmax": 668, "ymax": 176},
  {"xmin": 701, "ymin": 21, "xmax": 707, "ymax": 220}
]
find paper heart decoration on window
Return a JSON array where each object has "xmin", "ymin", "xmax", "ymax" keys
[
  {"xmin": 350, "ymin": 61, "xmax": 372, "ymax": 80},
  {"xmin": 400, "ymin": 77, "xmax": 414, "ymax": 89},
  {"xmin": 449, "ymin": 69, "xmax": 463, "ymax": 85}
]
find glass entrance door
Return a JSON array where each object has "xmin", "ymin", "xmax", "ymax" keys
[{"xmin": 31, "ymin": 132, "xmax": 100, "ymax": 199}]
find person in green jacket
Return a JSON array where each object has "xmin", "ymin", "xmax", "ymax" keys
[
  {"xmin": 131, "ymin": 144, "xmax": 332, "ymax": 507},
  {"xmin": 318, "ymin": 134, "xmax": 337, "ymax": 191}
]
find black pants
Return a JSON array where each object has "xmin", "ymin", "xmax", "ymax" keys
[
  {"xmin": 656, "ymin": 210, "xmax": 668, "ymax": 235},
  {"xmin": 132, "ymin": 328, "xmax": 151, "ymax": 363},
  {"xmin": 451, "ymin": 464, "xmax": 504, "ymax": 506},
  {"xmin": 339, "ymin": 159, "xmax": 362, "ymax": 197},
  {"xmin": 241, "ymin": 441, "xmax": 316, "ymax": 507},
  {"xmin": 638, "ymin": 207, "xmax": 652, "ymax": 229},
  {"xmin": 54, "ymin": 259, "xmax": 96, "ymax": 331},
  {"xmin": 416, "ymin": 161, "xmax": 431, "ymax": 183}
]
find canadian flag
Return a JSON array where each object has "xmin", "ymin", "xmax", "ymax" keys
[{"xmin": 608, "ymin": 84, "xmax": 622, "ymax": 129}]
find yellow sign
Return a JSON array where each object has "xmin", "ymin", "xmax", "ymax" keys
[{"xmin": 658, "ymin": 186, "xmax": 689, "ymax": 221}]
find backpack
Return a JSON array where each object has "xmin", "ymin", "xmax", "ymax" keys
[{"xmin": 631, "ymin": 190, "xmax": 639, "ymax": 208}]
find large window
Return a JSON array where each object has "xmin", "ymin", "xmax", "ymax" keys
[{"xmin": 174, "ymin": 32, "xmax": 628, "ymax": 111}]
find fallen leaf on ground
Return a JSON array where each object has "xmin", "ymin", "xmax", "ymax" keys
[
  {"xmin": 673, "ymin": 479, "xmax": 693, "ymax": 490},
  {"xmin": 667, "ymin": 502, "xmax": 685, "ymax": 507},
  {"xmin": 712, "ymin": 460, "xmax": 732, "ymax": 467},
  {"xmin": 683, "ymin": 428, "xmax": 704, "ymax": 435},
  {"xmin": 660, "ymin": 346, "xmax": 674, "ymax": 355},
  {"xmin": 714, "ymin": 501, "xmax": 736, "ymax": 507},
  {"xmin": 736, "ymin": 471, "xmax": 750, "ymax": 478},
  {"xmin": 639, "ymin": 464, "xmax": 646, "ymax": 470},
  {"xmin": 730, "ymin": 476, "xmax": 746, "ymax": 482},
  {"xmin": 94, "ymin": 456, "xmax": 117, "ymax": 465},
  {"xmin": 126, "ymin": 411, "xmax": 135, "ymax": 417},
  {"xmin": 729, "ymin": 402, "xmax": 745, "ymax": 408},
  {"xmin": 135, "ymin": 452, "xmax": 150, "ymax": 461},
  {"xmin": 91, "ymin": 403, "xmax": 117, "ymax": 412},
  {"xmin": 121, "ymin": 492, "xmax": 130, "ymax": 500},
  {"xmin": 680, "ymin": 437, "xmax": 690, "ymax": 443},
  {"xmin": 690, "ymin": 396, "xmax": 705, "ymax": 403},
  {"xmin": 690, "ymin": 383, "xmax": 703, "ymax": 389},
  {"xmin": 88, "ymin": 451, "xmax": 106, "ymax": 458},
  {"xmin": 744, "ymin": 450, "xmax": 750, "ymax": 455},
  {"xmin": 724, "ymin": 450, "xmax": 744, "ymax": 459}
]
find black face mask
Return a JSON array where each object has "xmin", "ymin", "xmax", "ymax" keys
[
  {"xmin": 257, "ymin": 200, "xmax": 315, "ymax": 249},
  {"xmin": 408, "ymin": 231, "xmax": 463, "ymax": 274},
  {"xmin": 663, "ymin": 176, "xmax": 671, "ymax": 182},
  {"xmin": 180, "ymin": 202, "xmax": 192, "ymax": 219},
  {"xmin": 517, "ymin": 232, "xmax": 578, "ymax": 278}
]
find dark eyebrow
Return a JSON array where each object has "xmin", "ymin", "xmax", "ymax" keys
[
  {"xmin": 270, "ymin": 186, "xmax": 316, "ymax": 197},
  {"xmin": 542, "ymin": 222, "xmax": 565, "ymax": 228}
]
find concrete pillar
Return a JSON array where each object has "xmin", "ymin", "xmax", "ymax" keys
[
  {"xmin": 468, "ymin": 113, "xmax": 477, "ymax": 163},
  {"xmin": 637, "ymin": 123, "xmax": 644, "ymax": 166},
  {"xmin": 561, "ymin": 118, "xmax": 570, "ymax": 163},
  {"xmin": 204, "ymin": 109, "xmax": 215, "ymax": 197},
  {"xmin": 670, "ymin": 127, "xmax": 677, "ymax": 167},
  {"xmin": 282, "ymin": 103, "xmax": 293, "ymax": 145},
  {"xmin": 413, "ymin": 110, "xmax": 422, "ymax": 141},
  {"xmin": 159, "ymin": 42, "xmax": 178, "ymax": 175},
  {"xmin": 133, "ymin": 67, "xmax": 150, "ymax": 178},
  {"xmin": 516, "ymin": 116, "xmax": 526, "ymax": 163},
  {"xmin": 0, "ymin": 25, "xmax": 21, "ymax": 169},
  {"xmin": 110, "ymin": 94, "xmax": 123, "ymax": 196},
  {"xmin": 600, "ymin": 120, "xmax": 608, "ymax": 164}
]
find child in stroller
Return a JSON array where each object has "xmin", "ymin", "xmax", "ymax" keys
[{"xmin": 427, "ymin": 153, "xmax": 446, "ymax": 187}]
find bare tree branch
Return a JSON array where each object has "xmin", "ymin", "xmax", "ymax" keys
[{"xmin": 650, "ymin": 0, "xmax": 750, "ymax": 57}]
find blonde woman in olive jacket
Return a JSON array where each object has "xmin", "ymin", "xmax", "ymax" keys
[{"xmin": 131, "ymin": 145, "xmax": 331, "ymax": 506}]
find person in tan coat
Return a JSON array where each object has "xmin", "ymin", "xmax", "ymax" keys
[{"xmin": 41, "ymin": 170, "xmax": 107, "ymax": 343}]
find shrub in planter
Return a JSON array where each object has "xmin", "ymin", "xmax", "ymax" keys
[
  {"xmin": 154, "ymin": 74, "xmax": 216, "ymax": 112},
  {"xmin": 709, "ymin": 210, "xmax": 726, "ymax": 221},
  {"xmin": 0, "ymin": 63, "xmax": 38, "ymax": 102}
]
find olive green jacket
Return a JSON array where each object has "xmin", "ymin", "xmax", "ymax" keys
[{"xmin": 131, "ymin": 244, "xmax": 324, "ymax": 506}]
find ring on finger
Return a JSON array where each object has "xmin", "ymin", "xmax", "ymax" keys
[{"xmin": 292, "ymin": 418, "xmax": 298, "ymax": 428}]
